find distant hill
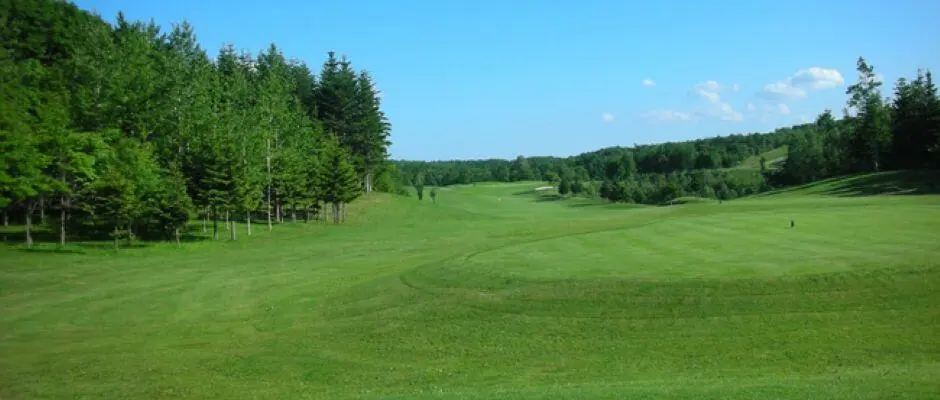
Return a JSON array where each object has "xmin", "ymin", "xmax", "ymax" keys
[{"xmin": 737, "ymin": 146, "xmax": 788, "ymax": 170}]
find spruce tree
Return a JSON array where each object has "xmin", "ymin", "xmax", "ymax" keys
[
  {"xmin": 354, "ymin": 71, "xmax": 391, "ymax": 192},
  {"xmin": 316, "ymin": 135, "xmax": 359, "ymax": 224}
]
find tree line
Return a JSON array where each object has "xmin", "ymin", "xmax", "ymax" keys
[
  {"xmin": 393, "ymin": 57, "xmax": 939, "ymax": 205},
  {"xmin": 774, "ymin": 58, "xmax": 940, "ymax": 185},
  {"xmin": 393, "ymin": 131, "xmax": 791, "ymax": 189},
  {"xmin": 0, "ymin": 0, "xmax": 391, "ymax": 248}
]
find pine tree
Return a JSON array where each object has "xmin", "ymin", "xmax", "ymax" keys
[
  {"xmin": 152, "ymin": 166, "xmax": 193, "ymax": 247},
  {"xmin": 891, "ymin": 70, "xmax": 940, "ymax": 169},
  {"xmin": 354, "ymin": 71, "xmax": 390, "ymax": 192},
  {"xmin": 846, "ymin": 57, "xmax": 892, "ymax": 172},
  {"xmin": 316, "ymin": 135, "xmax": 359, "ymax": 224},
  {"xmin": 926, "ymin": 71, "xmax": 940, "ymax": 168},
  {"xmin": 257, "ymin": 44, "xmax": 295, "ymax": 230}
]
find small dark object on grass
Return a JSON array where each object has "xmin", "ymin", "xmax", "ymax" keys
[{"xmin": 790, "ymin": 219, "xmax": 795, "ymax": 228}]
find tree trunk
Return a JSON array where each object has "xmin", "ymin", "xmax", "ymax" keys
[
  {"xmin": 230, "ymin": 215, "xmax": 236, "ymax": 241},
  {"xmin": 25, "ymin": 207, "xmax": 33, "ymax": 249},
  {"xmin": 127, "ymin": 220, "xmax": 134, "ymax": 247},
  {"xmin": 175, "ymin": 227, "xmax": 181, "ymax": 248},
  {"xmin": 39, "ymin": 196, "xmax": 45, "ymax": 224},
  {"xmin": 203, "ymin": 206, "xmax": 208, "ymax": 233},
  {"xmin": 213, "ymin": 215, "xmax": 218, "ymax": 241},
  {"xmin": 291, "ymin": 204, "xmax": 297, "ymax": 223},
  {"xmin": 246, "ymin": 211, "xmax": 252, "ymax": 236},
  {"xmin": 3, "ymin": 210, "xmax": 7, "ymax": 227},
  {"xmin": 225, "ymin": 210, "xmax": 230, "ymax": 231},
  {"xmin": 113, "ymin": 225, "xmax": 119, "ymax": 250},
  {"xmin": 266, "ymin": 138, "xmax": 273, "ymax": 232},
  {"xmin": 332, "ymin": 203, "xmax": 339, "ymax": 224},
  {"xmin": 59, "ymin": 196, "xmax": 67, "ymax": 248}
]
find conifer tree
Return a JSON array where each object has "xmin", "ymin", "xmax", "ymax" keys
[
  {"xmin": 316, "ymin": 135, "xmax": 359, "ymax": 223},
  {"xmin": 846, "ymin": 57, "xmax": 892, "ymax": 172},
  {"xmin": 354, "ymin": 71, "xmax": 390, "ymax": 192}
]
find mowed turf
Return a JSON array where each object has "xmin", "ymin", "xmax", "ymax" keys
[{"xmin": 2, "ymin": 174, "xmax": 940, "ymax": 399}]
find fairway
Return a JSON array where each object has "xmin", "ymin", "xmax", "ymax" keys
[{"xmin": 3, "ymin": 178, "xmax": 940, "ymax": 399}]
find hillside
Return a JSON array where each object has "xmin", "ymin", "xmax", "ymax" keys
[{"xmin": 737, "ymin": 145, "xmax": 788, "ymax": 170}]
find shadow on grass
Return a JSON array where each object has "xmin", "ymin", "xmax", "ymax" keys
[
  {"xmin": 763, "ymin": 170, "xmax": 940, "ymax": 197},
  {"xmin": 567, "ymin": 202, "xmax": 606, "ymax": 208},
  {"xmin": 534, "ymin": 194, "xmax": 565, "ymax": 202},
  {"xmin": 2, "ymin": 224, "xmax": 211, "ymax": 253},
  {"xmin": 823, "ymin": 170, "xmax": 940, "ymax": 197},
  {"xmin": 17, "ymin": 247, "xmax": 87, "ymax": 255}
]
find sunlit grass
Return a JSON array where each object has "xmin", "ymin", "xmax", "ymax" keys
[{"xmin": 2, "ymin": 174, "xmax": 939, "ymax": 399}]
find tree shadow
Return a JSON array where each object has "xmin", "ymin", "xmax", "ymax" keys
[
  {"xmin": 567, "ymin": 202, "xmax": 606, "ymax": 208},
  {"xmin": 16, "ymin": 247, "xmax": 87, "ymax": 255},
  {"xmin": 760, "ymin": 170, "xmax": 940, "ymax": 198},
  {"xmin": 2, "ymin": 224, "xmax": 210, "ymax": 252},
  {"xmin": 822, "ymin": 170, "xmax": 940, "ymax": 197},
  {"xmin": 534, "ymin": 194, "xmax": 564, "ymax": 202}
]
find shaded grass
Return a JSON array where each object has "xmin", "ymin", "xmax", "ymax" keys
[
  {"xmin": 762, "ymin": 170, "xmax": 940, "ymax": 197},
  {"xmin": 1, "ymin": 175, "xmax": 940, "ymax": 399}
]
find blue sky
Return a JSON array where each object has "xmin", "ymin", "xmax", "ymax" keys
[{"xmin": 74, "ymin": 0, "xmax": 940, "ymax": 161}]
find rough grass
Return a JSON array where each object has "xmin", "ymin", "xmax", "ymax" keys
[{"xmin": 2, "ymin": 175, "xmax": 940, "ymax": 399}]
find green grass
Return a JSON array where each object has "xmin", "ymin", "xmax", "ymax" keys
[
  {"xmin": 665, "ymin": 196, "xmax": 716, "ymax": 205},
  {"xmin": 2, "ymin": 174, "xmax": 940, "ymax": 399},
  {"xmin": 737, "ymin": 145, "xmax": 788, "ymax": 170}
]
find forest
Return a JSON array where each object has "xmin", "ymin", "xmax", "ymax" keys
[
  {"xmin": 395, "ymin": 58, "xmax": 940, "ymax": 204},
  {"xmin": 0, "ymin": 0, "xmax": 391, "ymax": 248}
]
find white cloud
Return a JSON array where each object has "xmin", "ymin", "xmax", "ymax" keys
[
  {"xmin": 747, "ymin": 103, "xmax": 756, "ymax": 112},
  {"xmin": 642, "ymin": 109, "xmax": 692, "ymax": 122},
  {"xmin": 732, "ymin": 83, "xmax": 740, "ymax": 92},
  {"xmin": 800, "ymin": 115, "xmax": 811, "ymax": 123},
  {"xmin": 791, "ymin": 67, "xmax": 845, "ymax": 90},
  {"xmin": 778, "ymin": 103, "xmax": 791, "ymax": 115},
  {"xmin": 760, "ymin": 81, "xmax": 807, "ymax": 100},
  {"xmin": 718, "ymin": 103, "xmax": 743, "ymax": 121},
  {"xmin": 694, "ymin": 80, "xmax": 721, "ymax": 92},
  {"xmin": 642, "ymin": 78, "xmax": 656, "ymax": 87},
  {"xmin": 689, "ymin": 80, "xmax": 741, "ymax": 122},
  {"xmin": 760, "ymin": 67, "xmax": 843, "ymax": 100},
  {"xmin": 697, "ymin": 89, "xmax": 721, "ymax": 103},
  {"xmin": 601, "ymin": 112, "xmax": 615, "ymax": 123}
]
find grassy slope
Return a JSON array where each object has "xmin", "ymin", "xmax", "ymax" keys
[
  {"xmin": 2, "ymin": 174, "xmax": 940, "ymax": 399},
  {"xmin": 737, "ymin": 145, "xmax": 788, "ymax": 170}
]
